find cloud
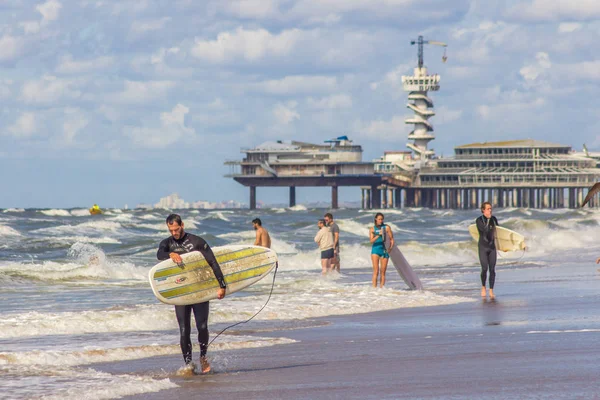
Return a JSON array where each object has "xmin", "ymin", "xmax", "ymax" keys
[
  {"xmin": 56, "ymin": 55, "xmax": 115, "ymax": 74},
  {"xmin": 8, "ymin": 113, "xmax": 37, "ymax": 138},
  {"xmin": 130, "ymin": 17, "xmax": 171, "ymax": 35},
  {"xmin": 307, "ymin": 94, "xmax": 352, "ymax": 109},
  {"xmin": 190, "ymin": 27, "xmax": 304, "ymax": 63},
  {"xmin": 520, "ymin": 52, "xmax": 552, "ymax": 82},
  {"xmin": 354, "ymin": 116, "xmax": 408, "ymax": 141},
  {"xmin": 216, "ymin": 0, "xmax": 282, "ymax": 19},
  {"xmin": 255, "ymin": 75, "xmax": 338, "ymax": 95},
  {"xmin": 558, "ymin": 22, "xmax": 582, "ymax": 33},
  {"xmin": 273, "ymin": 101, "xmax": 300, "ymax": 124},
  {"xmin": 126, "ymin": 104, "xmax": 195, "ymax": 148},
  {"xmin": 0, "ymin": 35, "xmax": 26, "ymax": 63},
  {"xmin": 114, "ymin": 80, "xmax": 176, "ymax": 104},
  {"xmin": 62, "ymin": 108, "xmax": 89, "ymax": 145},
  {"xmin": 37, "ymin": 0, "xmax": 62, "ymax": 22},
  {"xmin": 20, "ymin": 75, "xmax": 81, "ymax": 104},
  {"xmin": 506, "ymin": 0, "xmax": 600, "ymax": 22}
]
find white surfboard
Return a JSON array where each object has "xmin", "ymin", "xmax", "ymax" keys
[
  {"xmin": 149, "ymin": 245, "xmax": 278, "ymax": 306},
  {"xmin": 385, "ymin": 236, "xmax": 423, "ymax": 290},
  {"xmin": 468, "ymin": 224, "xmax": 526, "ymax": 252}
]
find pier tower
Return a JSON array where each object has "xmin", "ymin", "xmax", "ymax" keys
[{"xmin": 402, "ymin": 36, "xmax": 447, "ymax": 162}]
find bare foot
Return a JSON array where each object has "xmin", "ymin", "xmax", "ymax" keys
[
  {"xmin": 200, "ymin": 356, "xmax": 211, "ymax": 374},
  {"xmin": 481, "ymin": 287, "xmax": 487, "ymax": 298},
  {"xmin": 489, "ymin": 289, "xmax": 495, "ymax": 299}
]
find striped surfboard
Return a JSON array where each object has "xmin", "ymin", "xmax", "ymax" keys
[{"xmin": 149, "ymin": 245, "xmax": 278, "ymax": 306}]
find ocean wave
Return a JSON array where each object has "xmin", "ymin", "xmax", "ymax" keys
[
  {"xmin": 40, "ymin": 209, "xmax": 72, "ymax": 217},
  {"xmin": 2, "ymin": 208, "xmax": 25, "ymax": 213},
  {"xmin": 0, "ymin": 224, "xmax": 21, "ymax": 237},
  {"xmin": 0, "ymin": 364, "xmax": 177, "ymax": 400}
]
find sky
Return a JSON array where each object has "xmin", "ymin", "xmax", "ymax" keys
[{"xmin": 1, "ymin": 0, "xmax": 599, "ymax": 208}]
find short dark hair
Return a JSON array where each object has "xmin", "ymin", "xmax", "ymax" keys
[
  {"xmin": 324, "ymin": 213, "xmax": 333, "ymax": 219},
  {"xmin": 318, "ymin": 219, "xmax": 325, "ymax": 225},
  {"xmin": 166, "ymin": 213, "xmax": 182, "ymax": 226},
  {"xmin": 480, "ymin": 202, "xmax": 492, "ymax": 212},
  {"xmin": 252, "ymin": 218, "xmax": 262, "ymax": 226}
]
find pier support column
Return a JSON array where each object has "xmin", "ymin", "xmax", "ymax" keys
[
  {"xmin": 440, "ymin": 189, "xmax": 446, "ymax": 209},
  {"xmin": 404, "ymin": 188, "xmax": 414, "ymax": 208},
  {"xmin": 361, "ymin": 189, "xmax": 365, "ymax": 209},
  {"xmin": 249, "ymin": 186, "xmax": 256, "ymax": 210},
  {"xmin": 372, "ymin": 185, "xmax": 381, "ymax": 209},
  {"xmin": 381, "ymin": 186, "xmax": 388, "ymax": 208},
  {"xmin": 331, "ymin": 185, "xmax": 338, "ymax": 209},
  {"xmin": 395, "ymin": 188, "xmax": 402, "ymax": 208},
  {"xmin": 289, "ymin": 186, "xmax": 296, "ymax": 208},
  {"xmin": 543, "ymin": 189, "xmax": 549, "ymax": 208},
  {"xmin": 471, "ymin": 189, "xmax": 477, "ymax": 209},
  {"xmin": 578, "ymin": 188, "xmax": 584, "ymax": 208},
  {"xmin": 366, "ymin": 189, "xmax": 371, "ymax": 210}
]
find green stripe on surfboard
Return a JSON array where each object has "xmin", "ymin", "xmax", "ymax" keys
[
  {"xmin": 153, "ymin": 247, "xmax": 269, "ymax": 280},
  {"xmin": 158, "ymin": 262, "xmax": 275, "ymax": 299}
]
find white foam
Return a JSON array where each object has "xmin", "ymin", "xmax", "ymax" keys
[
  {"xmin": 288, "ymin": 204, "xmax": 308, "ymax": 211},
  {"xmin": 2, "ymin": 208, "xmax": 25, "ymax": 213},
  {"xmin": 526, "ymin": 329, "xmax": 600, "ymax": 334},
  {"xmin": 70, "ymin": 209, "xmax": 92, "ymax": 217},
  {"xmin": 0, "ymin": 335, "xmax": 296, "ymax": 366},
  {"xmin": 33, "ymin": 220, "xmax": 124, "ymax": 235},
  {"xmin": 0, "ymin": 225, "xmax": 21, "ymax": 237},
  {"xmin": 0, "ymin": 364, "xmax": 177, "ymax": 400},
  {"xmin": 40, "ymin": 209, "xmax": 72, "ymax": 217}
]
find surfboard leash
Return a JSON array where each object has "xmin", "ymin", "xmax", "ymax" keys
[{"xmin": 207, "ymin": 261, "xmax": 279, "ymax": 348}]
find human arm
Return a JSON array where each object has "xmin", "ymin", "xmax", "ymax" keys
[
  {"xmin": 157, "ymin": 238, "xmax": 185, "ymax": 264},
  {"xmin": 386, "ymin": 226, "xmax": 394, "ymax": 248},
  {"xmin": 333, "ymin": 231, "xmax": 339, "ymax": 249},
  {"xmin": 254, "ymin": 230, "xmax": 261, "ymax": 246},
  {"xmin": 369, "ymin": 227, "xmax": 380, "ymax": 244},
  {"xmin": 314, "ymin": 229, "xmax": 323, "ymax": 244},
  {"xmin": 596, "ymin": 257, "xmax": 600, "ymax": 264}
]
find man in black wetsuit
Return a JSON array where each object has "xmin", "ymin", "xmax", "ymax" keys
[
  {"xmin": 476, "ymin": 202, "xmax": 499, "ymax": 299},
  {"xmin": 157, "ymin": 213, "xmax": 226, "ymax": 373}
]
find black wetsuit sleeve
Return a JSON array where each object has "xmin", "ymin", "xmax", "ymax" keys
[
  {"xmin": 492, "ymin": 216, "xmax": 499, "ymax": 227},
  {"xmin": 193, "ymin": 236, "xmax": 227, "ymax": 289},
  {"xmin": 157, "ymin": 238, "xmax": 171, "ymax": 261}
]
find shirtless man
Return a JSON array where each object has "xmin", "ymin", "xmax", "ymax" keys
[{"xmin": 252, "ymin": 218, "xmax": 271, "ymax": 248}]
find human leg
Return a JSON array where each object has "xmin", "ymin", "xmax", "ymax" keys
[
  {"xmin": 371, "ymin": 254, "xmax": 380, "ymax": 287},
  {"xmin": 379, "ymin": 257, "xmax": 389, "ymax": 288},
  {"xmin": 191, "ymin": 302, "xmax": 210, "ymax": 373},
  {"xmin": 174, "ymin": 305, "xmax": 193, "ymax": 364},
  {"xmin": 478, "ymin": 247, "xmax": 489, "ymax": 297}
]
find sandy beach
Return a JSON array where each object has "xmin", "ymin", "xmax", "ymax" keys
[{"xmin": 95, "ymin": 262, "xmax": 600, "ymax": 400}]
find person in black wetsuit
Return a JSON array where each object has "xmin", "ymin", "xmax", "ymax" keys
[
  {"xmin": 476, "ymin": 202, "xmax": 499, "ymax": 299},
  {"xmin": 157, "ymin": 213, "xmax": 227, "ymax": 373}
]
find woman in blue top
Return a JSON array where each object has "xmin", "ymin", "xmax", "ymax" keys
[{"xmin": 369, "ymin": 212, "xmax": 394, "ymax": 288}]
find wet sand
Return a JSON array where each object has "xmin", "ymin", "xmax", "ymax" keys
[{"xmin": 102, "ymin": 264, "xmax": 600, "ymax": 399}]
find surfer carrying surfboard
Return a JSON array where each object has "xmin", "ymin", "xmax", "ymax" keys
[
  {"xmin": 476, "ymin": 202, "xmax": 499, "ymax": 299},
  {"xmin": 157, "ymin": 214, "xmax": 227, "ymax": 374},
  {"xmin": 369, "ymin": 212, "xmax": 394, "ymax": 288}
]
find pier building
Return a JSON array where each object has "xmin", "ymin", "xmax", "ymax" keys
[{"xmin": 225, "ymin": 136, "xmax": 408, "ymax": 209}]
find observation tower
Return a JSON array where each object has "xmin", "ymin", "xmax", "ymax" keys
[{"xmin": 401, "ymin": 36, "xmax": 447, "ymax": 163}]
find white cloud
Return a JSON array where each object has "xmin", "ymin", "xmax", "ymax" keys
[
  {"xmin": 256, "ymin": 75, "xmax": 338, "ymax": 95},
  {"xmin": 506, "ymin": 0, "xmax": 600, "ymax": 22},
  {"xmin": 355, "ymin": 116, "xmax": 407, "ymax": 141},
  {"xmin": 190, "ymin": 27, "xmax": 305, "ymax": 63},
  {"xmin": 62, "ymin": 108, "xmax": 89, "ymax": 145},
  {"xmin": 115, "ymin": 80, "xmax": 176, "ymax": 104},
  {"xmin": 130, "ymin": 17, "xmax": 171, "ymax": 35},
  {"xmin": 126, "ymin": 104, "xmax": 195, "ymax": 148},
  {"xmin": 436, "ymin": 106, "xmax": 463, "ymax": 123},
  {"xmin": 558, "ymin": 22, "xmax": 582, "ymax": 33},
  {"xmin": 19, "ymin": 21, "xmax": 41, "ymax": 34},
  {"xmin": 8, "ymin": 113, "xmax": 37, "ymax": 138},
  {"xmin": 56, "ymin": 55, "xmax": 115, "ymax": 74},
  {"xmin": 0, "ymin": 35, "xmax": 26, "ymax": 63},
  {"xmin": 273, "ymin": 101, "xmax": 300, "ymax": 124},
  {"xmin": 307, "ymin": 94, "xmax": 352, "ymax": 109},
  {"xmin": 218, "ymin": 0, "xmax": 282, "ymax": 19},
  {"xmin": 20, "ymin": 75, "xmax": 81, "ymax": 104},
  {"xmin": 520, "ymin": 52, "xmax": 552, "ymax": 82},
  {"xmin": 37, "ymin": 0, "xmax": 62, "ymax": 22},
  {"xmin": 150, "ymin": 47, "xmax": 180, "ymax": 65}
]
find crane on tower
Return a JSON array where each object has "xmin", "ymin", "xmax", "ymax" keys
[{"xmin": 410, "ymin": 35, "xmax": 448, "ymax": 67}]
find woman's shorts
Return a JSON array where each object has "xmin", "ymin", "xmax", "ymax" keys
[
  {"xmin": 371, "ymin": 246, "xmax": 389, "ymax": 259},
  {"xmin": 321, "ymin": 248, "xmax": 334, "ymax": 259}
]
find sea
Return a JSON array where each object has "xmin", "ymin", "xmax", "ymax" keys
[{"xmin": 1, "ymin": 205, "xmax": 598, "ymax": 399}]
